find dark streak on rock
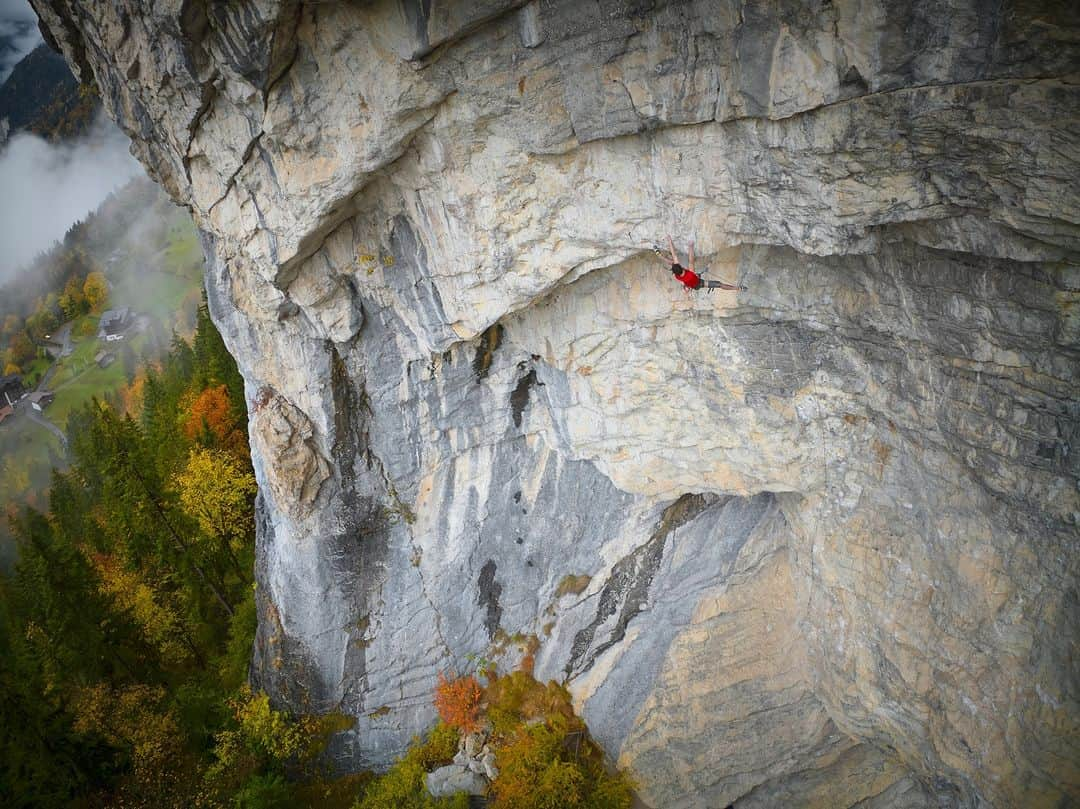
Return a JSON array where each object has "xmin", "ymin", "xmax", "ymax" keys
[
  {"xmin": 401, "ymin": 0, "xmax": 432, "ymax": 56},
  {"xmin": 510, "ymin": 368, "xmax": 538, "ymax": 428},
  {"xmin": 565, "ymin": 493, "xmax": 713, "ymax": 678},
  {"xmin": 387, "ymin": 216, "xmax": 456, "ymax": 346},
  {"xmin": 477, "ymin": 559, "xmax": 503, "ymax": 640}
]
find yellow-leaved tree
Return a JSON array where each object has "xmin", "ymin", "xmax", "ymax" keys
[
  {"xmin": 89, "ymin": 552, "xmax": 197, "ymax": 666},
  {"xmin": 70, "ymin": 683, "xmax": 195, "ymax": 803},
  {"xmin": 82, "ymin": 271, "xmax": 110, "ymax": 313},
  {"xmin": 175, "ymin": 447, "xmax": 257, "ymax": 574},
  {"xmin": 205, "ymin": 684, "xmax": 351, "ymax": 798}
]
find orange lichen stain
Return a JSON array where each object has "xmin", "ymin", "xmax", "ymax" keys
[
  {"xmin": 555, "ymin": 574, "xmax": 592, "ymax": 598},
  {"xmin": 873, "ymin": 439, "xmax": 892, "ymax": 476}
]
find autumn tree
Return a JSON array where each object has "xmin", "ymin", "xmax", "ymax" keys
[
  {"xmin": 68, "ymin": 403, "xmax": 235, "ymax": 618},
  {"xmin": 175, "ymin": 447, "xmax": 256, "ymax": 577},
  {"xmin": 354, "ymin": 723, "xmax": 462, "ymax": 809},
  {"xmin": 434, "ymin": 672, "xmax": 485, "ymax": 733},
  {"xmin": 24, "ymin": 295, "xmax": 59, "ymax": 339},
  {"xmin": 6, "ymin": 331, "xmax": 35, "ymax": 368},
  {"xmin": 70, "ymin": 683, "xmax": 197, "ymax": 806},
  {"xmin": 89, "ymin": 552, "xmax": 202, "ymax": 667},
  {"xmin": 183, "ymin": 383, "xmax": 246, "ymax": 454},
  {"xmin": 58, "ymin": 274, "xmax": 88, "ymax": 321},
  {"xmin": 118, "ymin": 371, "xmax": 147, "ymax": 416},
  {"xmin": 82, "ymin": 271, "xmax": 109, "ymax": 313},
  {"xmin": 5, "ymin": 508, "xmax": 150, "ymax": 701}
]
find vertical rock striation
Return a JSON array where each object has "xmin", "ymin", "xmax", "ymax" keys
[{"xmin": 32, "ymin": 1, "xmax": 1079, "ymax": 806}]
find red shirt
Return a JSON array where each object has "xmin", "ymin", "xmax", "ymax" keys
[{"xmin": 673, "ymin": 266, "xmax": 700, "ymax": 289}]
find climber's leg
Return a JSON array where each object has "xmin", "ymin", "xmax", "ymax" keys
[{"xmin": 704, "ymin": 280, "xmax": 745, "ymax": 292}]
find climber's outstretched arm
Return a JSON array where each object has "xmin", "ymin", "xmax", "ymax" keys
[
  {"xmin": 666, "ymin": 234, "xmax": 679, "ymax": 267},
  {"xmin": 688, "ymin": 240, "xmax": 695, "ymax": 272}
]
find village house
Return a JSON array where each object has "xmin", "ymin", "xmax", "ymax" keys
[
  {"xmin": 28, "ymin": 390, "xmax": 55, "ymax": 412},
  {"xmin": 0, "ymin": 374, "xmax": 26, "ymax": 407},
  {"xmin": 95, "ymin": 350, "xmax": 116, "ymax": 368},
  {"xmin": 98, "ymin": 307, "xmax": 133, "ymax": 341}
]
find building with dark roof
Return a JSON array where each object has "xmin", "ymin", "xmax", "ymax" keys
[
  {"xmin": 28, "ymin": 390, "xmax": 55, "ymax": 411},
  {"xmin": 98, "ymin": 307, "xmax": 133, "ymax": 339},
  {"xmin": 0, "ymin": 374, "xmax": 25, "ymax": 407}
]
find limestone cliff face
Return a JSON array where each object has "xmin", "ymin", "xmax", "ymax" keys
[{"xmin": 33, "ymin": 1, "xmax": 1079, "ymax": 806}]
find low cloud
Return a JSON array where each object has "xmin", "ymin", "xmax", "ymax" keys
[
  {"xmin": 0, "ymin": 112, "xmax": 145, "ymax": 280},
  {"xmin": 0, "ymin": 0, "xmax": 41, "ymax": 84}
]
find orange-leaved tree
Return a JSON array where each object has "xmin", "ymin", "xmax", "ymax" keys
[
  {"xmin": 434, "ymin": 671, "xmax": 484, "ymax": 733},
  {"xmin": 182, "ymin": 384, "xmax": 246, "ymax": 454},
  {"xmin": 118, "ymin": 371, "xmax": 147, "ymax": 417}
]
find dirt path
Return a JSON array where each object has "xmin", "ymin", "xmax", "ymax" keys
[
  {"xmin": 19, "ymin": 320, "xmax": 79, "ymax": 447},
  {"xmin": 56, "ymin": 321, "xmax": 74, "ymax": 358}
]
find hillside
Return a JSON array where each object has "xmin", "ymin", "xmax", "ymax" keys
[
  {"xmin": 29, "ymin": 2, "xmax": 1080, "ymax": 807},
  {"xmin": 0, "ymin": 177, "xmax": 204, "ymax": 569},
  {"xmin": 0, "ymin": 7, "xmax": 38, "ymax": 86},
  {"xmin": 0, "ymin": 43, "xmax": 94, "ymax": 140}
]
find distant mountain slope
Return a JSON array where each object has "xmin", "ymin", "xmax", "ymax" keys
[
  {"xmin": 0, "ymin": 11, "xmax": 39, "ymax": 84},
  {"xmin": 0, "ymin": 43, "xmax": 96, "ymax": 140}
]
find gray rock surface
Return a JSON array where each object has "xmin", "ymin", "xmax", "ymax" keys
[
  {"xmin": 32, "ymin": 1, "xmax": 1080, "ymax": 807},
  {"xmin": 425, "ymin": 763, "xmax": 488, "ymax": 798}
]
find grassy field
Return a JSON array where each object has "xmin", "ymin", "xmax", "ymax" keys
[
  {"xmin": 49, "ymin": 354, "xmax": 131, "ymax": 430},
  {"xmin": 45, "ymin": 321, "xmax": 158, "ymax": 430},
  {"xmin": 48, "ymin": 315, "xmax": 100, "ymax": 387}
]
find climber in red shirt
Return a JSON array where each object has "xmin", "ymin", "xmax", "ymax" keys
[{"xmin": 655, "ymin": 234, "xmax": 744, "ymax": 293}]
